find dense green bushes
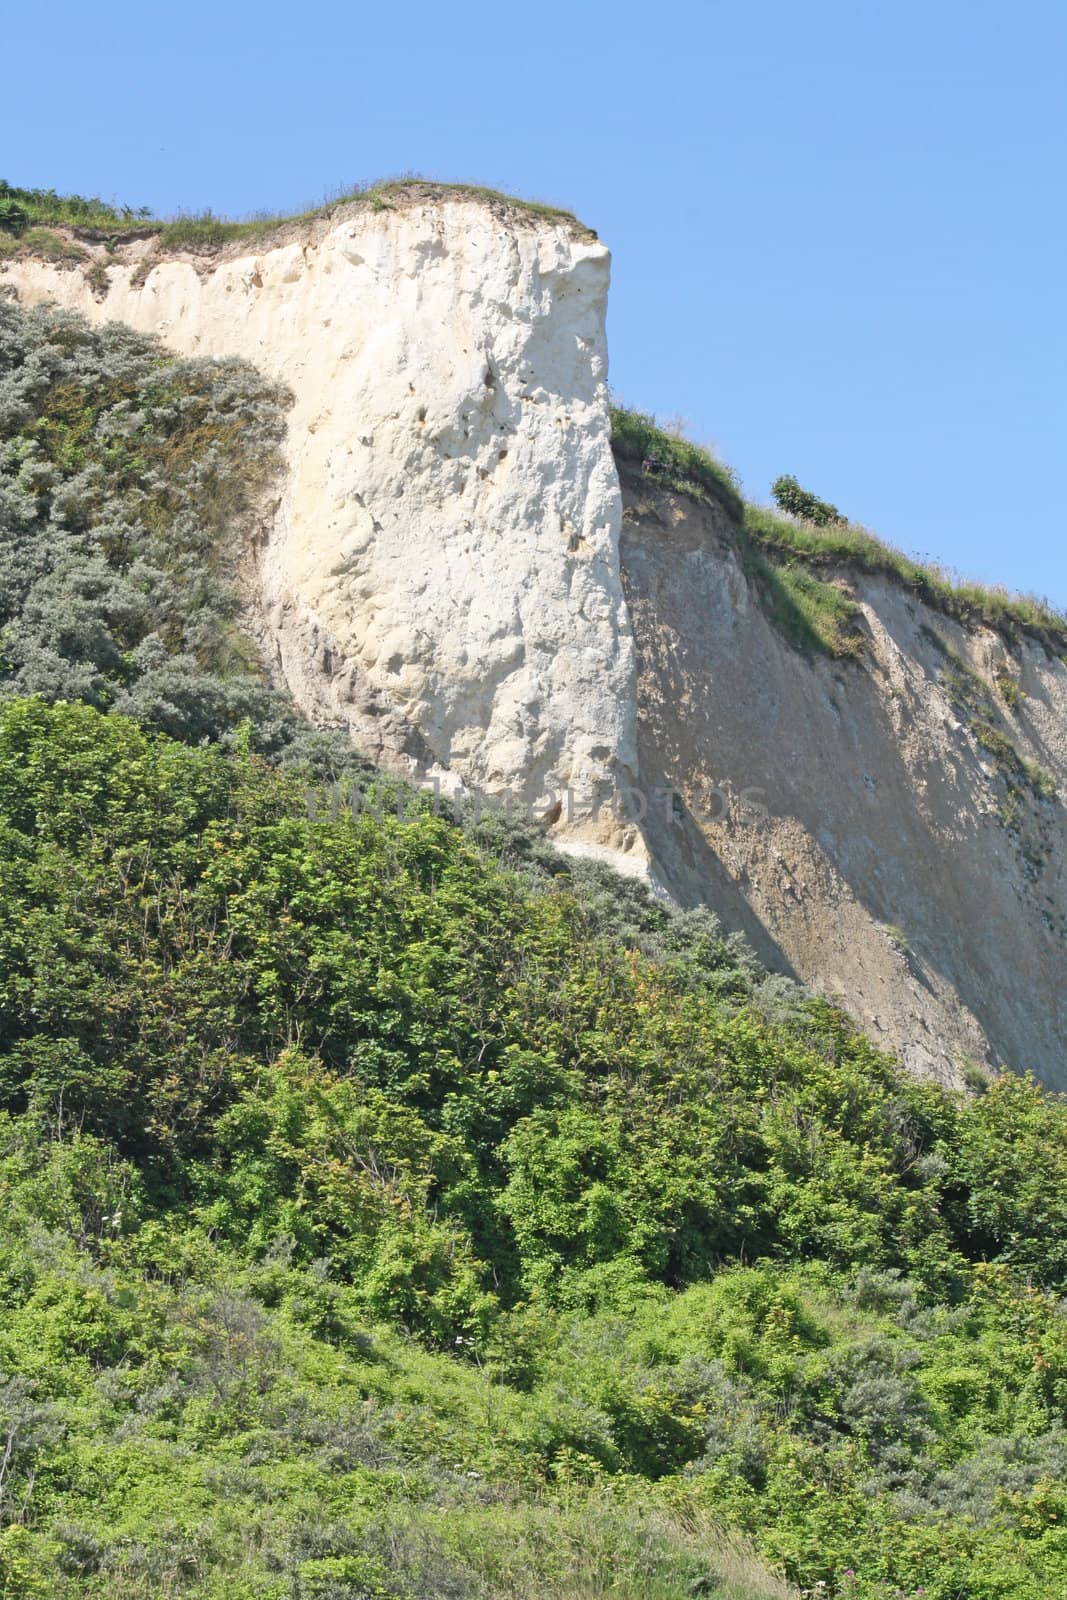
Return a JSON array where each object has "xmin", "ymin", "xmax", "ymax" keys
[
  {"xmin": 0, "ymin": 180, "xmax": 148, "ymax": 231},
  {"xmin": 0, "ymin": 299, "xmax": 375, "ymax": 778},
  {"xmin": 0, "ymin": 300, "xmax": 302, "ymax": 748},
  {"xmin": 0, "ymin": 699, "xmax": 1067, "ymax": 1596}
]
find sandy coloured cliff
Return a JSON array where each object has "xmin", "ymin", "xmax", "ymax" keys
[
  {"xmin": 618, "ymin": 464, "xmax": 1067, "ymax": 1086},
  {"xmin": 4, "ymin": 188, "xmax": 1065, "ymax": 1086}
]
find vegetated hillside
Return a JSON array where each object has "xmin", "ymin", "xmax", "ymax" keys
[
  {"xmin": 5, "ymin": 702, "xmax": 1067, "ymax": 1600},
  {"xmin": 0, "ymin": 299, "xmax": 375, "ymax": 779},
  {"xmin": 2, "ymin": 300, "xmax": 1067, "ymax": 1600}
]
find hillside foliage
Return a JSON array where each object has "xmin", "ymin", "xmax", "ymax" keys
[
  {"xmin": 2, "ymin": 304, "xmax": 1067, "ymax": 1599},
  {"xmin": 0, "ymin": 300, "xmax": 375, "ymax": 782},
  {"xmin": 0, "ymin": 701, "xmax": 1067, "ymax": 1598}
]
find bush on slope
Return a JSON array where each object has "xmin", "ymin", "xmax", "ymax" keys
[{"xmin": 0, "ymin": 701, "xmax": 1066, "ymax": 1597}]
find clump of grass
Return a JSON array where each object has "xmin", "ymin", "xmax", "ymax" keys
[
  {"xmin": 996, "ymin": 669, "xmax": 1024, "ymax": 710},
  {"xmin": 0, "ymin": 225, "xmax": 87, "ymax": 263},
  {"xmin": 611, "ymin": 403, "xmax": 743, "ymax": 518},
  {"xmin": 936, "ymin": 649, "xmax": 1056, "ymax": 803},
  {"xmin": 973, "ymin": 720, "xmax": 1057, "ymax": 800},
  {"xmin": 749, "ymin": 551, "xmax": 865, "ymax": 660},
  {"xmin": 961, "ymin": 1058, "xmax": 992, "ymax": 1094},
  {"xmin": 940, "ymin": 647, "xmax": 998, "ymax": 724},
  {"xmin": 128, "ymin": 253, "xmax": 162, "ymax": 288},
  {"xmin": 999, "ymin": 790, "xmax": 1022, "ymax": 831},
  {"xmin": 84, "ymin": 260, "xmax": 110, "ymax": 296},
  {"xmin": 156, "ymin": 209, "xmax": 261, "ymax": 250}
]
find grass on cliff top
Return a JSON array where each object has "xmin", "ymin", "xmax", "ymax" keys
[
  {"xmin": 0, "ymin": 176, "xmax": 590, "ymax": 250},
  {"xmin": 0, "ymin": 225, "xmax": 89, "ymax": 263},
  {"xmin": 611, "ymin": 402, "xmax": 745, "ymax": 520},
  {"xmin": 612, "ymin": 405, "xmax": 1067, "ymax": 657}
]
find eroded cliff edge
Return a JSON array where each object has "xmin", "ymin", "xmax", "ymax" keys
[
  {"xmin": 5, "ymin": 189, "xmax": 1065, "ymax": 1086},
  {"xmin": 619, "ymin": 463, "xmax": 1067, "ymax": 1086}
]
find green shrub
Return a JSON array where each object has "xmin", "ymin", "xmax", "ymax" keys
[
  {"xmin": 0, "ymin": 298, "xmax": 306, "ymax": 754},
  {"xmin": 0, "ymin": 196, "xmax": 29, "ymax": 235},
  {"xmin": 770, "ymin": 473, "xmax": 846, "ymax": 527}
]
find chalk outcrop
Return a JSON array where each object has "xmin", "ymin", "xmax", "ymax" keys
[
  {"xmin": 4, "ymin": 195, "xmax": 638, "ymax": 840},
  {"xmin": 6, "ymin": 189, "xmax": 1067, "ymax": 1086}
]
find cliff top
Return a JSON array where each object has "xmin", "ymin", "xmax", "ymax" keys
[{"xmin": 0, "ymin": 176, "xmax": 597, "ymax": 258}]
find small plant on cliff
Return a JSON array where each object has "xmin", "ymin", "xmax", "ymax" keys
[
  {"xmin": 84, "ymin": 259, "xmax": 109, "ymax": 296},
  {"xmin": 996, "ymin": 669, "xmax": 1024, "ymax": 710},
  {"xmin": 771, "ymin": 474, "xmax": 847, "ymax": 527},
  {"xmin": 0, "ymin": 196, "xmax": 29, "ymax": 235}
]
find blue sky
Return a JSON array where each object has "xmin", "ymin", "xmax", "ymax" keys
[{"xmin": 6, "ymin": 0, "xmax": 1065, "ymax": 604}]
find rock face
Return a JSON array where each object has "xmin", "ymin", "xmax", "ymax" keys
[
  {"xmin": 4, "ymin": 194, "xmax": 638, "ymax": 834},
  {"xmin": 618, "ymin": 464, "xmax": 1067, "ymax": 1088},
  {"xmin": 6, "ymin": 190, "xmax": 1067, "ymax": 1086}
]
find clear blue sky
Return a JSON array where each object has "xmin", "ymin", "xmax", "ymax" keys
[{"xmin": 6, "ymin": 0, "xmax": 1065, "ymax": 605}]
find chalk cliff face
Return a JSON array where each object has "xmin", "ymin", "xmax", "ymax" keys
[
  {"xmin": 4, "ymin": 195, "xmax": 638, "ymax": 834},
  {"xmin": 6, "ymin": 190, "xmax": 1066, "ymax": 1086}
]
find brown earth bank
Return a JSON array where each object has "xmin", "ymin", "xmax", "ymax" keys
[{"xmin": 618, "ymin": 460, "xmax": 1067, "ymax": 1087}]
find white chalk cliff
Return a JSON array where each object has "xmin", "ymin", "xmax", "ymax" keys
[
  {"xmin": 6, "ymin": 186, "xmax": 1067, "ymax": 1087},
  {"xmin": 5, "ymin": 192, "xmax": 638, "ymax": 840}
]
